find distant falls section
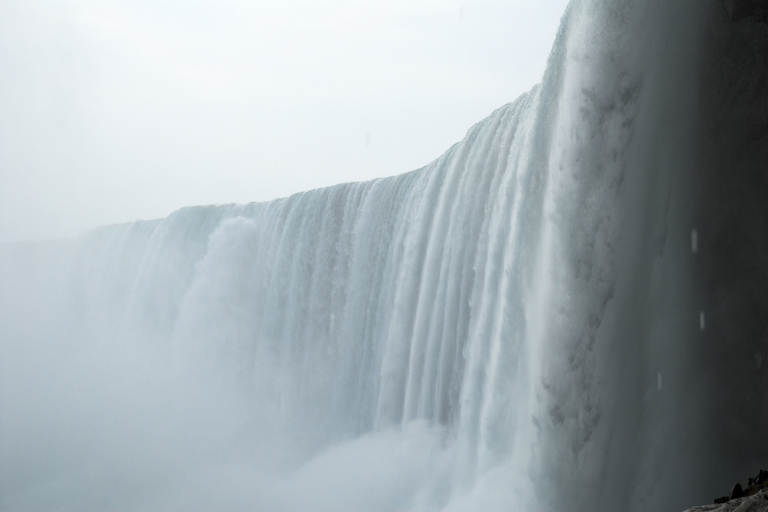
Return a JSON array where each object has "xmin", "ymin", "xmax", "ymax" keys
[
  {"xmin": 2, "ymin": 1, "xmax": 768, "ymax": 512},
  {"xmin": 0, "ymin": 88, "xmax": 557, "ymax": 511}
]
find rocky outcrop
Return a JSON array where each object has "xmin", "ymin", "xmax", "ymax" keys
[
  {"xmin": 685, "ymin": 490, "xmax": 768, "ymax": 511},
  {"xmin": 686, "ymin": 470, "xmax": 768, "ymax": 511}
]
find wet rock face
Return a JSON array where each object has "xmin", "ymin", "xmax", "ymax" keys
[
  {"xmin": 692, "ymin": 0, "xmax": 768, "ymax": 495},
  {"xmin": 723, "ymin": 0, "xmax": 768, "ymax": 22}
]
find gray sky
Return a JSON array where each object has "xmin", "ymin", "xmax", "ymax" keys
[{"xmin": 0, "ymin": 0, "xmax": 569, "ymax": 242}]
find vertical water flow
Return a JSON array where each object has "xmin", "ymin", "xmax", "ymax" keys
[
  {"xmin": 522, "ymin": 1, "xmax": 711, "ymax": 511},
  {"xmin": 5, "ymin": 1, "xmax": 758, "ymax": 511}
]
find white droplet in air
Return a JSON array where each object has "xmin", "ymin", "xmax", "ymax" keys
[
  {"xmin": 691, "ymin": 229, "xmax": 698, "ymax": 254},
  {"xmin": 699, "ymin": 311, "xmax": 706, "ymax": 331}
]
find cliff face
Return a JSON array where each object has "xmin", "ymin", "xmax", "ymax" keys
[
  {"xmin": 722, "ymin": 0, "xmax": 768, "ymax": 22},
  {"xmin": 688, "ymin": 0, "xmax": 768, "ymax": 498}
]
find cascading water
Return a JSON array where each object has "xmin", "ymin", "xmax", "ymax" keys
[{"xmin": 2, "ymin": 0, "xmax": 767, "ymax": 511}]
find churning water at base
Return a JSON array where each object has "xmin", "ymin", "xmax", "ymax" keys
[{"xmin": 2, "ymin": 1, "xmax": 768, "ymax": 511}]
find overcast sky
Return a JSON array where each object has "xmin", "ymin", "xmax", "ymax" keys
[{"xmin": 0, "ymin": 0, "xmax": 569, "ymax": 242}]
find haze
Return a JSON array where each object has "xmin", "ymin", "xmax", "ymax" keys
[{"xmin": 0, "ymin": 0, "xmax": 569, "ymax": 242}]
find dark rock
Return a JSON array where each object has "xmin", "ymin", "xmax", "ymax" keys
[
  {"xmin": 712, "ymin": 469, "xmax": 768, "ymax": 504},
  {"xmin": 744, "ymin": 469, "xmax": 768, "ymax": 497},
  {"xmin": 722, "ymin": 0, "xmax": 768, "ymax": 23},
  {"xmin": 731, "ymin": 482, "xmax": 746, "ymax": 500}
]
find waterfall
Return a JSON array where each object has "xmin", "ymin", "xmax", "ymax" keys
[{"xmin": 2, "ymin": 1, "xmax": 767, "ymax": 511}]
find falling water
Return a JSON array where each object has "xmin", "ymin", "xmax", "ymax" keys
[{"xmin": 2, "ymin": 1, "xmax": 767, "ymax": 511}]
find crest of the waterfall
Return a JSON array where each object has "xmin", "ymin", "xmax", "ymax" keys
[{"xmin": 3, "ymin": 0, "xmax": 766, "ymax": 511}]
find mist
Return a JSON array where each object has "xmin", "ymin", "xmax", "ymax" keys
[
  {"xmin": 2, "ymin": 0, "xmax": 768, "ymax": 511},
  {"xmin": 0, "ymin": 0, "xmax": 568, "ymax": 243}
]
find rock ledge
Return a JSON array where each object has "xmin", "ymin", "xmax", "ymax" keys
[{"xmin": 684, "ymin": 490, "xmax": 768, "ymax": 512}]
